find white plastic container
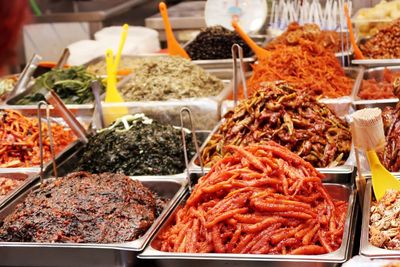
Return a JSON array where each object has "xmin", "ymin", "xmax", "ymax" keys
[{"xmin": 94, "ymin": 26, "xmax": 160, "ymax": 54}]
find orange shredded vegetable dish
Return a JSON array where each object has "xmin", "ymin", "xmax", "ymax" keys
[
  {"xmin": 155, "ymin": 143, "xmax": 348, "ymax": 255},
  {"xmin": 242, "ymin": 40, "xmax": 354, "ymax": 99},
  {"xmin": 0, "ymin": 110, "xmax": 76, "ymax": 168}
]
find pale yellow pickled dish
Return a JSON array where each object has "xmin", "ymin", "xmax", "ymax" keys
[{"xmin": 354, "ymin": 0, "xmax": 400, "ymax": 38}]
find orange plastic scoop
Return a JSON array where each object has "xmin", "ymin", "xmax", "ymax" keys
[
  {"xmin": 159, "ymin": 2, "xmax": 190, "ymax": 59},
  {"xmin": 232, "ymin": 21, "xmax": 270, "ymax": 60},
  {"xmin": 344, "ymin": 3, "xmax": 365, "ymax": 60}
]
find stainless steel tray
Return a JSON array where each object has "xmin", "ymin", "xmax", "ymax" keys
[
  {"xmin": 221, "ymin": 67, "xmax": 363, "ymax": 118},
  {"xmin": 188, "ymin": 120, "xmax": 355, "ymax": 184},
  {"xmin": 5, "ymin": 87, "xmax": 94, "ymax": 113},
  {"xmin": 93, "ymin": 80, "xmax": 232, "ymax": 131},
  {"xmin": 0, "ymin": 171, "xmax": 38, "ymax": 210},
  {"xmin": 0, "ymin": 107, "xmax": 90, "ymax": 174},
  {"xmin": 359, "ymin": 177, "xmax": 400, "ymax": 259},
  {"xmin": 352, "ymin": 66, "xmax": 400, "ymax": 110},
  {"xmin": 139, "ymin": 183, "xmax": 357, "ymax": 267},
  {"xmin": 0, "ymin": 174, "xmax": 187, "ymax": 267},
  {"xmin": 50, "ymin": 128, "xmax": 210, "ymax": 180}
]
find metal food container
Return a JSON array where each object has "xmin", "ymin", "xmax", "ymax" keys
[
  {"xmin": 359, "ymin": 177, "xmax": 400, "ymax": 259},
  {"xmin": 139, "ymin": 183, "xmax": 357, "ymax": 267},
  {"xmin": 0, "ymin": 170, "xmax": 188, "ymax": 267},
  {"xmin": 188, "ymin": 121, "xmax": 355, "ymax": 184},
  {"xmin": 221, "ymin": 67, "xmax": 363, "ymax": 118},
  {"xmin": 182, "ymin": 35, "xmax": 266, "ymax": 71},
  {"xmin": 5, "ymin": 89, "xmax": 94, "ymax": 114},
  {"xmin": 0, "ymin": 106, "xmax": 91, "ymax": 174},
  {"xmin": 94, "ymin": 80, "xmax": 232, "ymax": 131},
  {"xmin": 0, "ymin": 171, "xmax": 37, "ymax": 209},
  {"xmin": 352, "ymin": 66, "xmax": 399, "ymax": 110}
]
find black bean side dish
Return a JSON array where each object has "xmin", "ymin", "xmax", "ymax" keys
[
  {"xmin": 185, "ymin": 25, "xmax": 253, "ymax": 60},
  {"xmin": 0, "ymin": 171, "xmax": 167, "ymax": 243}
]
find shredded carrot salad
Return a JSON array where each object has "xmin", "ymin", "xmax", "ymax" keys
[
  {"xmin": 233, "ymin": 40, "xmax": 354, "ymax": 100},
  {"xmin": 0, "ymin": 110, "xmax": 76, "ymax": 168},
  {"xmin": 252, "ymin": 41, "xmax": 353, "ymax": 98}
]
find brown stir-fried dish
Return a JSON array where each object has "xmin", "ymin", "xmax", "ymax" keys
[
  {"xmin": 266, "ymin": 22, "xmax": 349, "ymax": 54},
  {"xmin": 156, "ymin": 143, "xmax": 348, "ymax": 254},
  {"xmin": 360, "ymin": 19, "xmax": 400, "ymax": 59},
  {"xmin": 0, "ymin": 171, "xmax": 168, "ymax": 243},
  {"xmin": 202, "ymin": 82, "xmax": 352, "ymax": 168},
  {"xmin": 0, "ymin": 177, "xmax": 23, "ymax": 198},
  {"xmin": 370, "ymin": 190, "xmax": 400, "ymax": 249}
]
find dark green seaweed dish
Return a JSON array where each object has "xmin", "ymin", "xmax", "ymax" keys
[{"xmin": 78, "ymin": 114, "xmax": 195, "ymax": 176}]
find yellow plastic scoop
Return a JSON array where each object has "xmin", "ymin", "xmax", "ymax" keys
[
  {"xmin": 232, "ymin": 21, "xmax": 270, "ymax": 61},
  {"xmin": 159, "ymin": 2, "xmax": 190, "ymax": 59},
  {"xmin": 352, "ymin": 108, "xmax": 400, "ymax": 200},
  {"xmin": 103, "ymin": 25, "xmax": 129, "ymax": 126},
  {"xmin": 344, "ymin": 3, "xmax": 365, "ymax": 60}
]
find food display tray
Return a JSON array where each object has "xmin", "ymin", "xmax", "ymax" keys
[
  {"xmin": 139, "ymin": 183, "xmax": 357, "ymax": 267},
  {"xmin": 5, "ymin": 90, "xmax": 94, "ymax": 114},
  {"xmin": 93, "ymin": 79, "xmax": 232, "ymax": 131},
  {"xmin": 352, "ymin": 66, "xmax": 400, "ymax": 110},
  {"xmin": 0, "ymin": 106, "xmax": 92, "ymax": 174},
  {"xmin": 359, "ymin": 178, "xmax": 400, "ymax": 259},
  {"xmin": 0, "ymin": 173, "xmax": 188, "ymax": 267},
  {"xmin": 220, "ymin": 67, "xmax": 363, "ymax": 118},
  {"xmin": 0, "ymin": 170, "xmax": 38, "ymax": 210},
  {"xmin": 188, "ymin": 121, "xmax": 355, "ymax": 184}
]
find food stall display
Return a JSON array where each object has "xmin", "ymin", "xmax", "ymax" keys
[{"xmin": 4, "ymin": 0, "xmax": 400, "ymax": 266}]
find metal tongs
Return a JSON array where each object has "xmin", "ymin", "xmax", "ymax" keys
[
  {"xmin": 91, "ymin": 80, "xmax": 105, "ymax": 129},
  {"xmin": 180, "ymin": 107, "xmax": 204, "ymax": 192},
  {"xmin": 55, "ymin": 48, "xmax": 70, "ymax": 69},
  {"xmin": 37, "ymin": 101, "xmax": 57, "ymax": 184},
  {"xmin": 45, "ymin": 90, "xmax": 88, "ymax": 143},
  {"xmin": 7, "ymin": 54, "xmax": 42, "ymax": 99},
  {"xmin": 232, "ymin": 44, "xmax": 248, "ymax": 107}
]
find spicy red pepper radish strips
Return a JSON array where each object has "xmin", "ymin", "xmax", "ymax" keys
[
  {"xmin": 0, "ymin": 110, "xmax": 76, "ymax": 168},
  {"xmin": 155, "ymin": 143, "xmax": 348, "ymax": 254}
]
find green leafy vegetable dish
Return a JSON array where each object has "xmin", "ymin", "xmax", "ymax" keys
[{"xmin": 16, "ymin": 66, "xmax": 104, "ymax": 105}]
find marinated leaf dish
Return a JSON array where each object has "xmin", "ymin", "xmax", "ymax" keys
[
  {"xmin": 15, "ymin": 66, "xmax": 104, "ymax": 105},
  {"xmin": 0, "ymin": 171, "xmax": 167, "ymax": 243},
  {"xmin": 79, "ymin": 114, "xmax": 195, "ymax": 176}
]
